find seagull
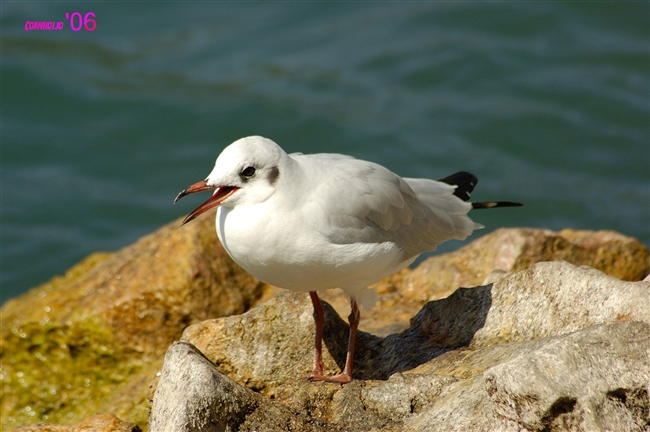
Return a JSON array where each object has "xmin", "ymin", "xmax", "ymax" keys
[{"xmin": 174, "ymin": 136, "xmax": 521, "ymax": 383}]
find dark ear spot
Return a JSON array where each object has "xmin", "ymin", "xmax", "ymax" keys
[{"xmin": 268, "ymin": 166, "xmax": 280, "ymax": 185}]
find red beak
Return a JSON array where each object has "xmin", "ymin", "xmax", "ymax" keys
[{"xmin": 174, "ymin": 180, "xmax": 238, "ymax": 225}]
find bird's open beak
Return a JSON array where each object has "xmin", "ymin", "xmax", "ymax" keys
[{"xmin": 174, "ymin": 180, "xmax": 238, "ymax": 225}]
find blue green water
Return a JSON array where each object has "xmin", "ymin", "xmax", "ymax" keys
[{"xmin": 3, "ymin": 2, "xmax": 649, "ymax": 304}]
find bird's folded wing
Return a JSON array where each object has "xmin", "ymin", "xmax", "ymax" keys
[{"xmin": 307, "ymin": 156, "xmax": 479, "ymax": 259}]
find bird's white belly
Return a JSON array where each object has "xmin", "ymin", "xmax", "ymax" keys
[{"xmin": 216, "ymin": 205, "xmax": 409, "ymax": 292}]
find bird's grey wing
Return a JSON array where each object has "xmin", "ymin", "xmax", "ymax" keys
[
  {"xmin": 306, "ymin": 156, "xmax": 480, "ymax": 260},
  {"xmin": 402, "ymin": 178, "xmax": 482, "ymax": 253}
]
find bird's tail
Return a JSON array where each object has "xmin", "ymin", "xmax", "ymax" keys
[
  {"xmin": 472, "ymin": 201, "xmax": 523, "ymax": 209},
  {"xmin": 438, "ymin": 171, "xmax": 523, "ymax": 209}
]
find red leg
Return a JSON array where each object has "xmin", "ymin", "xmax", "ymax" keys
[
  {"xmin": 340, "ymin": 298, "xmax": 360, "ymax": 379},
  {"xmin": 310, "ymin": 291, "xmax": 325, "ymax": 377},
  {"xmin": 301, "ymin": 291, "xmax": 325, "ymax": 379},
  {"xmin": 307, "ymin": 297, "xmax": 359, "ymax": 384}
]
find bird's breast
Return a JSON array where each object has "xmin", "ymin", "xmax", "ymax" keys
[
  {"xmin": 215, "ymin": 203, "xmax": 408, "ymax": 292},
  {"xmin": 216, "ymin": 204, "xmax": 316, "ymax": 287}
]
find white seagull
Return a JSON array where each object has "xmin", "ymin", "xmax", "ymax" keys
[{"xmin": 175, "ymin": 136, "xmax": 521, "ymax": 383}]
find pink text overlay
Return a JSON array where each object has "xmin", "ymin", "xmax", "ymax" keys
[{"xmin": 24, "ymin": 12, "xmax": 96, "ymax": 32}]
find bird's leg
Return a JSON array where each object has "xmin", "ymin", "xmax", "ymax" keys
[
  {"xmin": 332, "ymin": 298, "xmax": 360, "ymax": 382},
  {"xmin": 301, "ymin": 291, "xmax": 325, "ymax": 379},
  {"xmin": 307, "ymin": 297, "xmax": 359, "ymax": 384}
]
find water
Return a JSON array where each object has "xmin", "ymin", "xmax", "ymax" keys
[{"xmin": 3, "ymin": 2, "xmax": 648, "ymax": 304}]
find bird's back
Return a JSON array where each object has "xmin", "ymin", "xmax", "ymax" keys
[{"xmin": 291, "ymin": 152, "xmax": 480, "ymax": 261}]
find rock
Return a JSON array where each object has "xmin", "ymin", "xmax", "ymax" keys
[
  {"xmin": 171, "ymin": 320, "xmax": 650, "ymax": 431},
  {"xmin": 405, "ymin": 322, "xmax": 650, "ymax": 432},
  {"xmin": 179, "ymin": 261, "xmax": 650, "ymax": 431},
  {"xmin": 150, "ymin": 341, "xmax": 459, "ymax": 432},
  {"xmin": 400, "ymin": 228, "xmax": 650, "ymax": 302},
  {"xmin": 381, "ymin": 261, "xmax": 650, "ymax": 381},
  {"xmin": 558, "ymin": 229, "xmax": 650, "ymax": 280},
  {"xmin": 9, "ymin": 413, "xmax": 141, "ymax": 432},
  {"xmin": 149, "ymin": 341, "xmax": 259, "ymax": 432},
  {"xmin": 319, "ymin": 228, "xmax": 650, "ymax": 337},
  {"xmin": 185, "ymin": 261, "xmax": 649, "ymax": 386},
  {"xmin": 1, "ymin": 211, "xmax": 265, "ymax": 430},
  {"xmin": 470, "ymin": 261, "xmax": 650, "ymax": 348},
  {"xmin": 181, "ymin": 291, "xmax": 363, "ymax": 390},
  {"xmin": 5, "ymin": 224, "xmax": 649, "ymax": 431},
  {"xmin": 484, "ymin": 322, "xmax": 650, "ymax": 431},
  {"xmin": 149, "ymin": 341, "xmax": 315, "ymax": 432}
]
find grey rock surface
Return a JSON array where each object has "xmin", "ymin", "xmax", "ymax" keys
[
  {"xmin": 183, "ymin": 261, "xmax": 650, "ymax": 385},
  {"xmin": 484, "ymin": 322, "xmax": 650, "ymax": 431},
  {"xmin": 406, "ymin": 321, "xmax": 650, "ymax": 431},
  {"xmin": 6, "ymin": 227, "xmax": 649, "ymax": 431},
  {"xmin": 149, "ymin": 342, "xmax": 319, "ymax": 432},
  {"xmin": 149, "ymin": 341, "xmax": 260, "ymax": 432},
  {"xmin": 471, "ymin": 261, "xmax": 650, "ymax": 348},
  {"xmin": 167, "ymin": 261, "xmax": 650, "ymax": 431},
  {"xmin": 180, "ymin": 291, "xmax": 355, "ymax": 390},
  {"xmin": 155, "ymin": 322, "xmax": 650, "ymax": 431}
]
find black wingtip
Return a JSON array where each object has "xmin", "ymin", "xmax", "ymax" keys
[
  {"xmin": 439, "ymin": 171, "xmax": 478, "ymax": 202},
  {"xmin": 472, "ymin": 201, "xmax": 523, "ymax": 210}
]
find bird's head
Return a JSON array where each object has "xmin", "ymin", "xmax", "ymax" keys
[{"xmin": 174, "ymin": 136, "xmax": 285, "ymax": 225}]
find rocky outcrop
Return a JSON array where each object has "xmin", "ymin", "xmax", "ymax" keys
[
  {"xmin": 2, "ymin": 225, "xmax": 649, "ymax": 431},
  {"xmin": 406, "ymin": 321, "xmax": 650, "ymax": 431},
  {"xmin": 150, "ymin": 261, "xmax": 650, "ymax": 431},
  {"xmin": 149, "ymin": 342, "xmax": 316, "ymax": 432},
  {"xmin": 316, "ymin": 228, "xmax": 650, "ymax": 336},
  {"xmin": 399, "ymin": 227, "xmax": 650, "ymax": 302},
  {"xmin": 154, "ymin": 320, "xmax": 650, "ymax": 432},
  {"xmin": 1, "ymin": 211, "xmax": 266, "ymax": 430}
]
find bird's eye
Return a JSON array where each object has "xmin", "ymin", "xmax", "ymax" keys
[{"xmin": 241, "ymin": 166, "xmax": 256, "ymax": 177}]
